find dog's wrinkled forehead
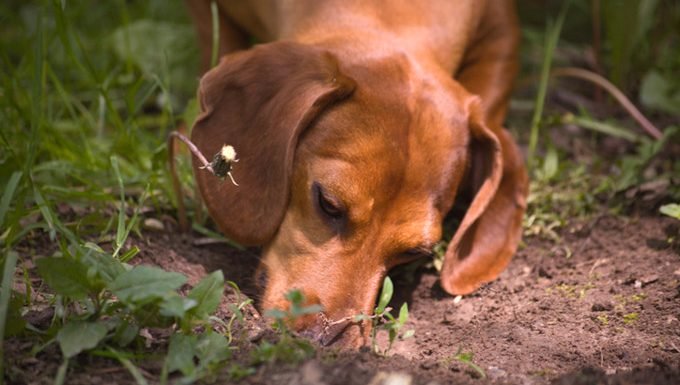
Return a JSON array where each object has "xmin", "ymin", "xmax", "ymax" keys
[{"xmin": 297, "ymin": 57, "xmax": 470, "ymax": 212}]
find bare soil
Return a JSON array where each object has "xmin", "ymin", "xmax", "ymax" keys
[{"xmin": 6, "ymin": 212, "xmax": 679, "ymax": 385}]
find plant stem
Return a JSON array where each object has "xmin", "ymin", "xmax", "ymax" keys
[
  {"xmin": 167, "ymin": 131, "xmax": 212, "ymax": 232},
  {"xmin": 551, "ymin": 67, "xmax": 662, "ymax": 140}
]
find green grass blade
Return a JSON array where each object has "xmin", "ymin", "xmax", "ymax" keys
[
  {"xmin": 26, "ymin": 7, "xmax": 45, "ymax": 173},
  {"xmin": 107, "ymin": 347, "xmax": 149, "ymax": 385},
  {"xmin": 32, "ymin": 183, "xmax": 78, "ymax": 245},
  {"xmin": 0, "ymin": 172, "xmax": 22, "ymax": 231},
  {"xmin": 0, "ymin": 250, "xmax": 19, "ymax": 385},
  {"xmin": 111, "ymin": 156, "xmax": 127, "ymax": 257},
  {"xmin": 33, "ymin": 184, "xmax": 57, "ymax": 241},
  {"xmin": 527, "ymin": 0, "xmax": 571, "ymax": 171},
  {"xmin": 210, "ymin": 1, "xmax": 219, "ymax": 68},
  {"xmin": 561, "ymin": 114, "xmax": 641, "ymax": 142}
]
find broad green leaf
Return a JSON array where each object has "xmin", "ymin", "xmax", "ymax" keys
[
  {"xmin": 113, "ymin": 320, "xmax": 139, "ymax": 348},
  {"xmin": 36, "ymin": 257, "xmax": 92, "ymax": 299},
  {"xmin": 660, "ymin": 203, "xmax": 680, "ymax": 220},
  {"xmin": 195, "ymin": 332, "xmax": 231, "ymax": 368},
  {"xmin": 640, "ymin": 70, "xmax": 680, "ymax": 115},
  {"xmin": 80, "ymin": 246, "xmax": 126, "ymax": 284},
  {"xmin": 398, "ymin": 302, "xmax": 409, "ymax": 325},
  {"xmin": 110, "ymin": 265, "xmax": 186, "ymax": 304},
  {"xmin": 57, "ymin": 321, "xmax": 108, "ymax": 358},
  {"xmin": 376, "ymin": 276, "xmax": 393, "ymax": 314},
  {"xmin": 188, "ymin": 270, "xmax": 224, "ymax": 318},
  {"xmin": 166, "ymin": 333, "xmax": 197, "ymax": 376},
  {"xmin": 542, "ymin": 146, "xmax": 559, "ymax": 181},
  {"xmin": 160, "ymin": 295, "xmax": 197, "ymax": 318}
]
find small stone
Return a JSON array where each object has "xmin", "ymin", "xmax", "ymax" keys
[
  {"xmin": 143, "ymin": 218, "xmax": 164, "ymax": 231},
  {"xmin": 487, "ymin": 366, "xmax": 507, "ymax": 379},
  {"xmin": 300, "ymin": 360, "xmax": 326, "ymax": 385},
  {"xmin": 641, "ymin": 274, "xmax": 659, "ymax": 286},
  {"xmin": 367, "ymin": 371, "xmax": 412, "ymax": 385}
]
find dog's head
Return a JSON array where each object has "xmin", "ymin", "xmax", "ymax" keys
[{"xmin": 191, "ymin": 42, "xmax": 526, "ymax": 346}]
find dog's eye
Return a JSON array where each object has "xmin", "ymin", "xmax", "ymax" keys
[
  {"xmin": 402, "ymin": 246, "xmax": 432, "ymax": 259},
  {"xmin": 313, "ymin": 182, "xmax": 344, "ymax": 220}
]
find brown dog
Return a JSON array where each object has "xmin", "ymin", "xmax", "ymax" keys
[{"xmin": 185, "ymin": 0, "xmax": 528, "ymax": 346}]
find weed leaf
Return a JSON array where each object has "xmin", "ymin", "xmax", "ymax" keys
[
  {"xmin": 57, "ymin": 321, "xmax": 107, "ymax": 358},
  {"xmin": 660, "ymin": 203, "xmax": 680, "ymax": 220},
  {"xmin": 542, "ymin": 146, "xmax": 559, "ymax": 180},
  {"xmin": 376, "ymin": 276, "xmax": 393, "ymax": 314},
  {"xmin": 80, "ymin": 245, "xmax": 126, "ymax": 284},
  {"xmin": 188, "ymin": 270, "xmax": 225, "ymax": 318},
  {"xmin": 195, "ymin": 332, "xmax": 231, "ymax": 371},
  {"xmin": 36, "ymin": 257, "xmax": 92, "ymax": 299},
  {"xmin": 398, "ymin": 302, "xmax": 409, "ymax": 325},
  {"xmin": 110, "ymin": 265, "xmax": 186, "ymax": 304},
  {"xmin": 166, "ymin": 333, "xmax": 197, "ymax": 376},
  {"xmin": 160, "ymin": 295, "xmax": 197, "ymax": 318}
]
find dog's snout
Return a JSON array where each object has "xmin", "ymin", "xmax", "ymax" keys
[{"xmin": 295, "ymin": 313, "xmax": 357, "ymax": 347}]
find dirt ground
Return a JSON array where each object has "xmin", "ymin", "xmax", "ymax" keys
[{"xmin": 7, "ymin": 212, "xmax": 679, "ymax": 385}]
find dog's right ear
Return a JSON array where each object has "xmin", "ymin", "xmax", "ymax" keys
[{"xmin": 191, "ymin": 42, "xmax": 356, "ymax": 245}]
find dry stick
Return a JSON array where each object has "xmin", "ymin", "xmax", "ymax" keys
[{"xmin": 551, "ymin": 67, "xmax": 663, "ymax": 140}]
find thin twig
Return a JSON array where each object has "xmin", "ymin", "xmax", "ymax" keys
[
  {"xmin": 551, "ymin": 67, "xmax": 663, "ymax": 140},
  {"xmin": 169, "ymin": 131, "xmax": 214, "ymax": 172}
]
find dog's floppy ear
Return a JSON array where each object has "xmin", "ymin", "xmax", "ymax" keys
[
  {"xmin": 191, "ymin": 42, "xmax": 356, "ymax": 245},
  {"xmin": 440, "ymin": 98, "xmax": 528, "ymax": 295}
]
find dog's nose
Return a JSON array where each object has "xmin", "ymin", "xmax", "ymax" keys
[{"xmin": 295, "ymin": 313, "xmax": 353, "ymax": 346}]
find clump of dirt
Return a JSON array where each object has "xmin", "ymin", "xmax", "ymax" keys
[{"xmin": 5, "ymin": 215, "xmax": 680, "ymax": 384}]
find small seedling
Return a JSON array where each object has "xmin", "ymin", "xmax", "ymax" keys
[
  {"xmin": 443, "ymin": 348, "xmax": 486, "ymax": 379},
  {"xmin": 357, "ymin": 276, "xmax": 414, "ymax": 356},
  {"xmin": 257, "ymin": 290, "xmax": 321, "ymax": 365},
  {"xmin": 224, "ymin": 281, "xmax": 253, "ymax": 344}
]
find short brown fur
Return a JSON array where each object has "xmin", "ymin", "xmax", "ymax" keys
[{"xmin": 186, "ymin": 0, "xmax": 528, "ymax": 346}]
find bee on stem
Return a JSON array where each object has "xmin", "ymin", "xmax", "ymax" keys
[{"xmin": 205, "ymin": 144, "xmax": 239, "ymax": 186}]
